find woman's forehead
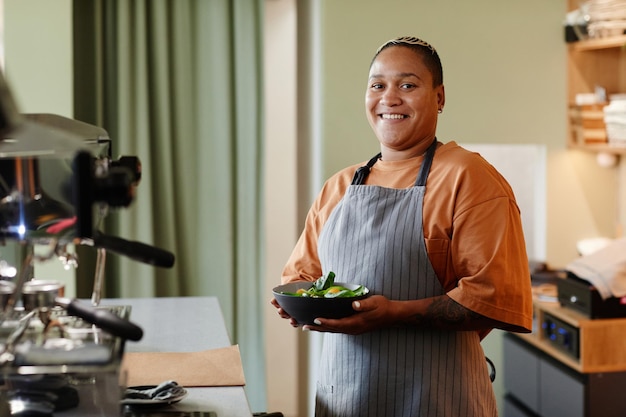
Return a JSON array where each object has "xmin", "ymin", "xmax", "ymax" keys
[{"xmin": 369, "ymin": 47, "xmax": 429, "ymax": 77}]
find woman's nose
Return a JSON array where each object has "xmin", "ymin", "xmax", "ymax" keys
[{"xmin": 380, "ymin": 88, "xmax": 401, "ymax": 106}]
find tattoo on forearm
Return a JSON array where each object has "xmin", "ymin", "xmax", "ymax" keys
[{"xmin": 409, "ymin": 296, "xmax": 482, "ymax": 329}]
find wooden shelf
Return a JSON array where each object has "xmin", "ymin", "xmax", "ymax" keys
[
  {"xmin": 568, "ymin": 142, "xmax": 626, "ymax": 154},
  {"xmin": 518, "ymin": 300, "xmax": 626, "ymax": 373},
  {"xmin": 570, "ymin": 35, "xmax": 626, "ymax": 52},
  {"xmin": 566, "ymin": 21, "xmax": 626, "ymax": 153}
]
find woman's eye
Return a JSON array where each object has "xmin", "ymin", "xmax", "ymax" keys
[
  {"xmin": 371, "ymin": 83, "xmax": 384, "ymax": 90},
  {"xmin": 400, "ymin": 83, "xmax": 416, "ymax": 90}
]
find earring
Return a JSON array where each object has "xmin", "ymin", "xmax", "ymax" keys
[{"xmin": 438, "ymin": 108, "xmax": 443, "ymax": 114}]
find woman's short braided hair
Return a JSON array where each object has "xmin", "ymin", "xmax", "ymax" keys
[{"xmin": 371, "ymin": 36, "xmax": 443, "ymax": 87}]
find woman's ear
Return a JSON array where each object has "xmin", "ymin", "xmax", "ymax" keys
[{"xmin": 437, "ymin": 85, "xmax": 446, "ymax": 110}]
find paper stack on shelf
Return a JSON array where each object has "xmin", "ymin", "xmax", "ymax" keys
[
  {"xmin": 566, "ymin": 237, "xmax": 626, "ymax": 300},
  {"xmin": 586, "ymin": 0, "xmax": 626, "ymax": 38}
]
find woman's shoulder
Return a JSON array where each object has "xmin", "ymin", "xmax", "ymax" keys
[
  {"xmin": 437, "ymin": 141, "xmax": 484, "ymax": 163},
  {"xmin": 436, "ymin": 141, "xmax": 504, "ymax": 175},
  {"xmin": 433, "ymin": 141, "xmax": 515, "ymax": 196}
]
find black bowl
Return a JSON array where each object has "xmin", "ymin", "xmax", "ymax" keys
[{"xmin": 272, "ymin": 281, "xmax": 370, "ymax": 325}]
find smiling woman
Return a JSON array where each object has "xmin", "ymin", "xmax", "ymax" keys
[{"xmin": 273, "ymin": 36, "xmax": 533, "ymax": 417}]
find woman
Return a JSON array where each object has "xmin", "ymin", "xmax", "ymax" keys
[{"xmin": 272, "ymin": 36, "xmax": 533, "ymax": 417}]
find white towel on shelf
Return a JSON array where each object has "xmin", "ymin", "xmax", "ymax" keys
[{"xmin": 566, "ymin": 238, "xmax": 626, "ymax": 299}]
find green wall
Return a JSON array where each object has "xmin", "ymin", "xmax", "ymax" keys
[
  {"xmin": 317, "ymin": 0, "xmax": 567, "ymax": 178},
  {"xmin": 4, "ymin": 0, "xmax": 73, "ymax": 116}
]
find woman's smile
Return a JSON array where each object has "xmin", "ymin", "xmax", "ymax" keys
[{"xmin": 380, "ymin": 113, "xmax": 408, "ymax": 120}]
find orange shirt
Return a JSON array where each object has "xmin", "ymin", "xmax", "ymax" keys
[{"xmin": 282, "ymin": 141, "xmax": 533, "ymax": 333}]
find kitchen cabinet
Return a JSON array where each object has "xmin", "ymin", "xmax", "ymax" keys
[
  {"xmin": 566, "ymin": 2, "xmax": 626, "ymax": 153},
  {"xmin": 503, "ymin": 334, "xmax": 626, "ymax": 417}
]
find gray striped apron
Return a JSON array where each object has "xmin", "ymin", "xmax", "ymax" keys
[{"xmin": 315, "ymin": 140, "xmax": 497, "ymax": 417}]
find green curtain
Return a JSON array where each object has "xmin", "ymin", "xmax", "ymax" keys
[{"xmin": 73, "ymin": 0, "xmax": 266, "ymax": 411}]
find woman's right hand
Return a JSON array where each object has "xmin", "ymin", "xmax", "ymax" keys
[
  {"xmin": 270, "ymin": 297, "xmax": 300, "ymax": 327},
  {"xmin": 301, "ymin": 295, "xmax": 397, "ymax": 334}
]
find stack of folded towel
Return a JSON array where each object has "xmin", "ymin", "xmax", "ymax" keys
[{"xmin": 586, "ymin": 0, "xmax": 626, "ymax": 38}]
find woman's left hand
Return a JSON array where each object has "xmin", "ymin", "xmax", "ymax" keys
[{"xmin": 303, "ymin": 295, "xmax": 398, "ymax": 335}]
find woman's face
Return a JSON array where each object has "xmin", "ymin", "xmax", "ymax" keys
[{"xmin": 365, "ymin": 46, "xmax": 445, "ymax": 160}]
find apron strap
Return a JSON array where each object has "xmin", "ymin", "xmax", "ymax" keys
[
  {"xmin": 351, "ymin": 153, "xmax": 382, "ymax": 185},
  {"xmin": 414, "ymin": 139, "xmax": 438, "ymax": 187},
  {"xmin": 350, "ymin": 139, "xmax": 439, "ymax": 186}
]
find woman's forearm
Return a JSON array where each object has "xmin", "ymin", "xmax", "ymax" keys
[{"xmin": 394, "ymin": 294, "xmax": 504, "ymax": 331}]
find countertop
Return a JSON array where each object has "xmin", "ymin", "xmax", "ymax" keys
[{"xmin": 57, "ymin": 296, "xmax": 253, "ymax": 417}]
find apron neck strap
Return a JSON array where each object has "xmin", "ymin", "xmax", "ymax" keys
[
  {"xmin": 350, "ymin": 139, "xmax": 438, "ymax": 186},
  {"xmin": 414, "ymin": 139, "xmax": 438, "ymax": 187},
  {"xmin": 351, "ymin": 153, "xmax": 382, "ymax": 185}
]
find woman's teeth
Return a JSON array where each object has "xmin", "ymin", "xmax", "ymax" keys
[{"xmin": 381, "ymin": 114, "xmax": 405, "ymax": 119}]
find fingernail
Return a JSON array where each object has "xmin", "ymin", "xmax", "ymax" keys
[
  {"xmin": 314, "ymin": 319, "xmax": 322, "ymax": 325},
  {"xmin": 302, "ymin": 326, "xmax": 310, "ymax": 331},
  {"xmin": 353, "ymin": 301, "xmax": 361, "ymax": 309}
]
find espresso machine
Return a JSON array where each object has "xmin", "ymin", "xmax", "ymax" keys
[{"xmin": 0, "ymin": 70, "xmax": 175, "ymax": 416}]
